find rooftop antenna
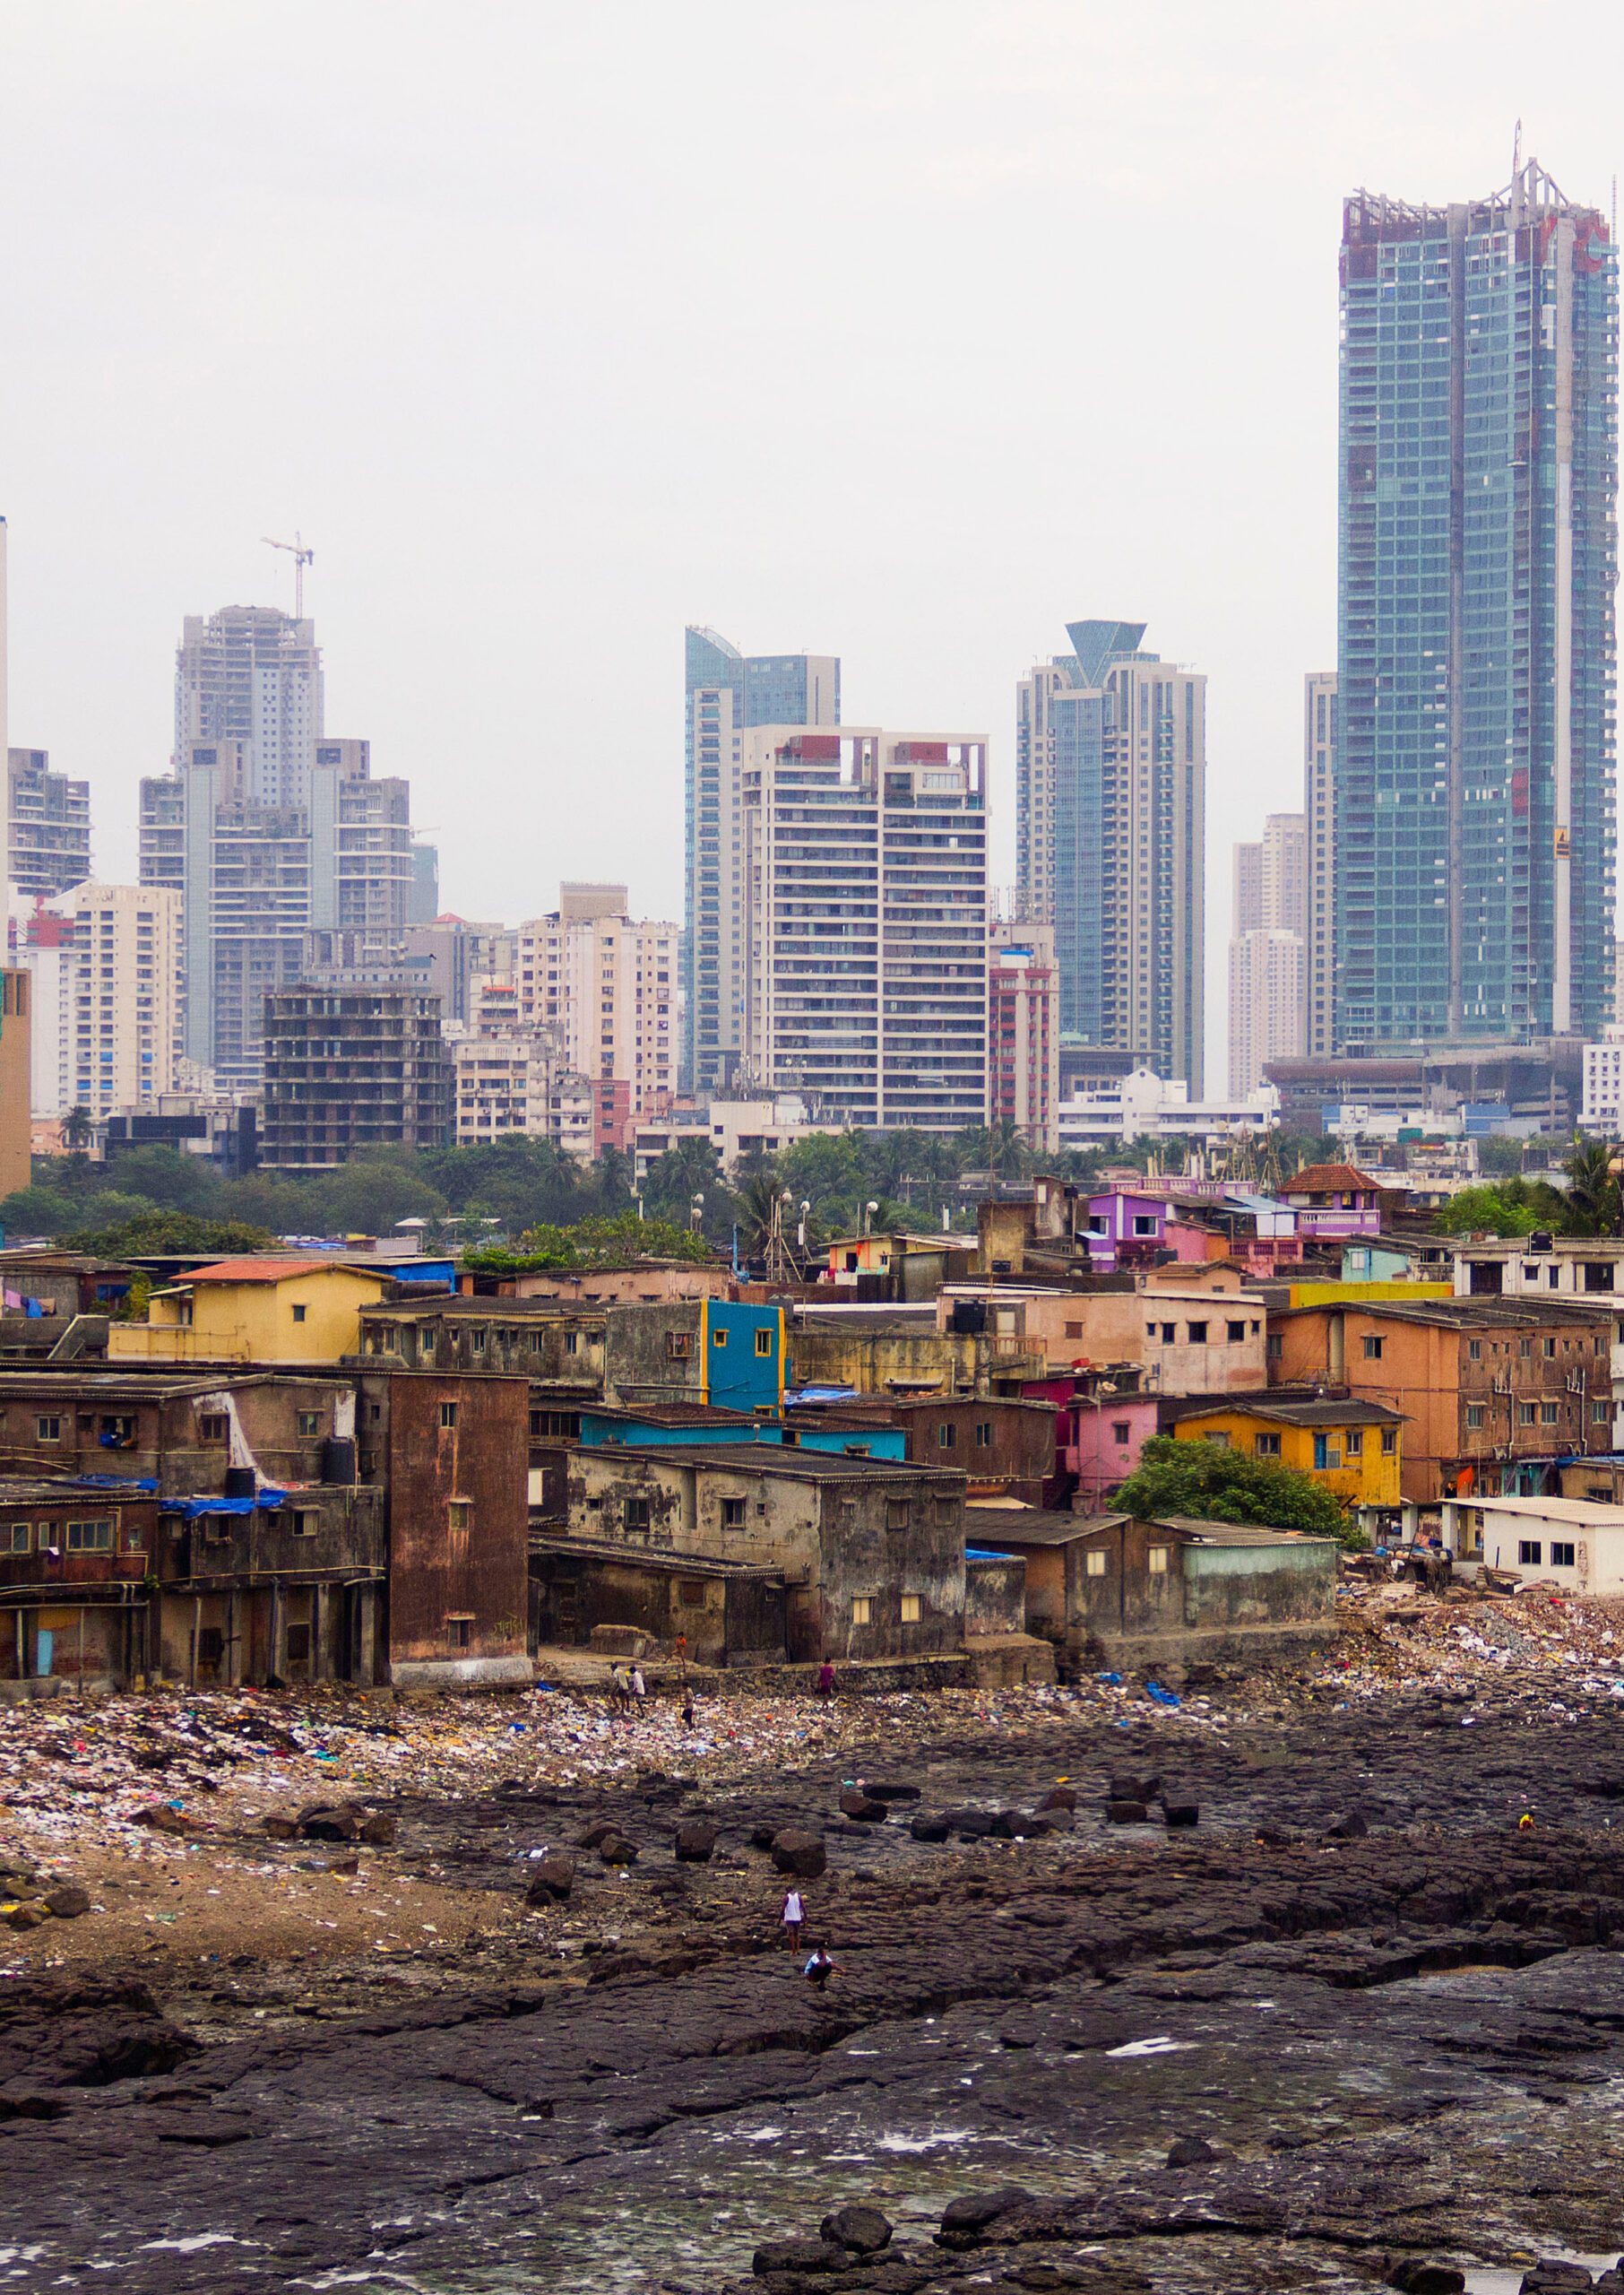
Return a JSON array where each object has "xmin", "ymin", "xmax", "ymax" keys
[{"xmin": 263, "ymin": 532, "xmax": 315, "ymax": 618}]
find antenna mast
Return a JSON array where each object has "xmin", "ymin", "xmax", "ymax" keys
[{"xmin": 263, "ymin": 532, "xmax": 315, "ymax": 618}]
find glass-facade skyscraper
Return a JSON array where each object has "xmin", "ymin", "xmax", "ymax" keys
[
  {"xmin": 1016, "ymin": 621, "xmax": 1205, "ymax": 1091},
  {"xmin": 1335, "ymin": 159, "xmax": 1619, "ymax": 1052},
  {"xmin": 683, "ymin": 627, "xmax": 839, "ymax": 1095}
]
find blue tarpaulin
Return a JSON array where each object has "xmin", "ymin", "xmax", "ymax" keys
[
  {"xmin": 160, "ymin": 1489, "xmax": 286, "ymax": 1519},
  {"xmin": 71, "ymin": 1475, "xmax": 160, "ymax": 1493}
]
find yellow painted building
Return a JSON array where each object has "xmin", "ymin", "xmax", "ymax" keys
[
  {"xmin": 108, "ymin": 1257, "xmax": 393, "ymax": 1365},
  {"xmin": 1171, "ymin": 1395, "xmax": 1404, "ymax": 1509}
]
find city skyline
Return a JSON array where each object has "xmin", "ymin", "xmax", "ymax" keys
[{"xmin": 4, "ymin": 6, "xmax": 1619, "ymax": 1095}]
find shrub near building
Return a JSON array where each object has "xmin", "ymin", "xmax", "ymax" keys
[{"xmin": 1116, "ymin": 1435, "xmax": 1351, "ymax": 1541}]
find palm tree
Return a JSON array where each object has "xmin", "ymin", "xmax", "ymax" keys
[
  {"xmin": 60, "ymin": 1106, "xmax": 93, "ymax": 1156},
  {"xmin": 986, "ymin": 1117, "xmax": 1032, "ymax": 1201},
  {"xmin": 1562, "ymin": 1133, "xmax": 1620, "ymax": 1237},
  {"xmin": 644, "ymin": 1136, "xmax": 719, "ymax": 1218}
]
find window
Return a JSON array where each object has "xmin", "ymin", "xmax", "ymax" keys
[
  {"xmin": 666, "ymin": 1331, "xmax": 694, "ymax": 1359},
  {"xmin": 712, "ymin": 1329, "xmax": 728, "ymax": 1349},
  {"xmin": 35, "ymin": 1416, "xmax": 60, "ymax": 1442},
  {"xmin": 297, "ymin": 1411, "xmax": 322, "ymax": 1438},
  {"xmin": 291, "ymin": 1304, "xmax": 307, "ymax": 1325},
  {"xmin": 1520, "ymin": 1338, "xmax": 1532, "ymax": 1358},
  {"xmin": 678, "ymin": 1580, "xmax": 707, "ymax": 1606},
  {"xmin": 445, "ymin": 1615, "xmax": 472, "ymax": 1649},
  {"xmin": 622, "ymin": 1495, "xmax": 650, "ymax": 1531},
  {"xmin": 284, "ymin": 1623, "xmax": 313, "ymax": 1663},
  {"xmin": 722, "ymin": 1497, "xmax": 747, "ymax": 1529},
  {"xmin": 199, "ymin": 1413, "xmax": 229, "ymax": 1443},
  {"xmin": 1159, "ymin": 1322, "xmax": 1177, "ymax": 1344},
  {"xmin": 65, "ymin": 1519, "xmax": 113, "ymax": 1552},
  {"xmin": 851, "ymin": 1596, "xmax": 873, "ymax": 1625},
  {"xmin": 1313, "ymin": 1434, "xmax": 1341, "ymax": 1469},
  {"xmin": 1595, "ymin": 1401, "xmax": 1611, "ymax": 1425},
  {"xmin": 1204, "ymin": 1430, "xmax": 1231, "ymax": 1448},
  {"xmin": 449, "ymin": 1500, "xmax": 472, "ymax": 1531},
  {"xmin": 439, "ymin": 1400, "xmax": 461, "ymax": 1431},
  {"xmin": 1065, "ymin": 1321, "xmax": 1085, "ymax": 1339},
  {"xmin": 900, "ymin": 1594, "xmax": 921, "ymax": 1624},
  {"xmin": 1254, "ymin": 1432, "xmax": 1282, "ymax": 1458},
  {"xmin": 290, "ymin": 1511, "xmax": 318, "ymax": 1538},
  {"xmin": 1468, "ymin": 1338, "xmax": 1482, "ymax": 1362},
  {"xmin": 937, "ymin": 1423, "xmax": 956, "ymax": 1449},
  {"xmin": 1466, "ymin": 1405, "xmax": 1485, "ymax": 1429},
  {"xmin": 2, "ymin": 1524, "xmax": 30, "ymax": 1555},
  {"xmin": 1226, "ymin": 1320, "xmax": 1246, "ymax": 1343},
  {"xmin": 1362, "ymin": 1336, "xmax": 1385, "ymax": 1361},
  {"xmin": 1551, "ymin": 1542, "xmax": 1576, "ymax": 1568},
  {"xmin": 1266, "ymin": 1334, "xmax": 1283, "ymax": 1363},
  {"xmin": 565, "ymin": 1332, "xmax": 580, "ymax": 1356},
  {"xmin": 755, "ymin": 1329, "xmax": 773, "ymax": 1357},
  {"xmin": 1518, "ymin": 1402, "xmax": 1537, "ymax": 1426},
  {"xmin": 885, "ymin": 1499, "xmax": 911, "ymax": 1531},
  {"xmin": 1085, "ymin": 1548, "xmax": 1109, "ymax": 1576},
  {"xmin": 1132, "ymin": 1215, "xmax": 1157, "ymax": 1237},
  {"xmin": 1541, "ymin": 1401, "xmax": 1559, "ymax": 1426},
  {"xmin": 1344, "ymin": 1429, "xmax": 1364, "ymax": 1458},
  {"xmin": 1544, "ymin": 1337, "xmax": 1557, "ymax": 1358},
  {"xmin": 1187, "ymin": 1321, "xmax": 1208, "ymax": 1344},
  {"xmin": 1517, "ymin": 1540, "xmax": 1542, "ymax": 1565},
  {"xmin": 470, "ymin": 1328, "xmax": 486, "ymax": 1353},
  {"xmin": 976, "ymin": 1422, "xmax": 992, "ymax": 1448},
  {"xmin": 1146, "ymin": 1546, "xmax": 1169, "ymax": 1575},
  {"xmin": 1112, "ymin": 1419, "xmax": 1131, "ymax": 1444}
]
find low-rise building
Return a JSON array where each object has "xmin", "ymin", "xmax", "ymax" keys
[
  {"xmin": 604, "ymin": 1299, "xmax": 786, "ymax": 1413},
  {"xmin": 1277, "ymin": 1163, "xmax": 1400, "ymax": 1241},
  {"xmin": 0, "ymin": 1479, "xmax": 159, "ymax": 1691},
  {"xmin": 562, "ymin": 1444, "xmax": 966, "ymax": 1662},
  {"xmin": 357, "ymin": 1296, "xmax": 607, "ymax": 1389},
  {"xmin": 154, "ymin": 1481, "xmax": 384, "ymax": 1688},
  {"xmin": 1269, "ymin": 1297, "xmax": 1614, "ymax": 1503},
  {"xmin": 111, "ymin": 1256, "xmax": 395, "ymax": 1365},
  {"xmin": 1441, "ymin": 1493, "xmax": 1624, "ymax": 1594},
  {"xmin": 1166, "ymin": 1390, "xmax": 1404, "ymax": 1512},
  {"xmin": 0, "ymin": 1368, "xmax": 351, "ymax": 1492},
  {"xmin": 791, "ymin": 1305, "xmax": 1045, "ymax": 1400}
]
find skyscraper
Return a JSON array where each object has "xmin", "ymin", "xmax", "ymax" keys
[
  {"xmin": 52, "ymin": 881, "xmax": 184, "ymax": 1119},
  {"xmin": 1016, "ymin": 621, "xmax": 1205, "ymax": 1091},
  {"xmin": 1228, "ymin": 813, "xmax": 1307, "ymax": 1094},
  {"xmin": 684, "ymin": 628, "xmax": 839, "ymax": 1096},
  {"xmin": 7, "ymin": 750, "xmax": 91, "ymax": 902},
  {"xmin": 739, "ymin": 728, "xmax": 988, "ymax": 1130},
  {"xmin": 143, "ymin": 611, "xmax": 419, "ymax": 1087},
  {"xmin": 1335, "ymin": 160, "xmax": 1619, "ymax": 1052},
  {"xmin": 1303, "ymin": 671, "xmax": 1336, "ymax": 1059}
]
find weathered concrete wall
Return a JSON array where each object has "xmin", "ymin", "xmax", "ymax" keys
[
  {"xmin": 531, "ymin": 1552, "xmax": 784, "ymax": 1666},
  {"xmin": 1183, "ymin": 1539, "xmax": 1337, "ymax": 1630},
  {"xmin": 385, "ymin": 1372, "xmax": 531, "ymax": 1687},
  {"xmin": 965, "ymin": 1551, "xmax": 1026, "ymax": 1635}
]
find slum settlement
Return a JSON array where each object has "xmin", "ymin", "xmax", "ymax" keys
[{"xmin": 6, "ymin": 1162, "xmax": 1622, "ymax": 1697}]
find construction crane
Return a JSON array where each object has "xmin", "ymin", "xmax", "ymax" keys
[{"xmin": 263, "ymin": 532, "xmax": 315, "ymax": 617}]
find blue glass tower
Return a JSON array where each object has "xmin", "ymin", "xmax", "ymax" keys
[
  {"xmin": 1335, "ymin": 160, "xmax": 1618, "ymax": 1052},
  {"xmin": 683, "ymin": 628, "xmax": 839, "ymax": 1095}
]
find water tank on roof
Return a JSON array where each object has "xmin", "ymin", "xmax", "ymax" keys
[{"xmin": 1529, "ymin": 1231, "xmax": 1555, "ymax": 1253}]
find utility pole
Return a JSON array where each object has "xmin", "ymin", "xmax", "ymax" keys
[{"xmin": 263, "ymin": 532, "xmax": 315, "ymax": 618}]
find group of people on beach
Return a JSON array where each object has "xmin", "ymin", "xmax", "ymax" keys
[{"xmin": 779, "ymin": 1883, "xmax": 842, "ymax": 1988}]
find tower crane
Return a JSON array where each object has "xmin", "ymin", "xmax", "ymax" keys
[{"xmin": 263, "ymin": 532, "xmax": 315, "ymax": 617}]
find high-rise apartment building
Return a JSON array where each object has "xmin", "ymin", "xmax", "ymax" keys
[
  {"xmin": 52, "ymin": 882, "xmax": 184, "ymax": 1120},
  {"xmin": 684, "ymin": 627, "xmax": 839, "ymax": 1095},
  {"xmin": 0, "ymin": 969, "xmax": 30, "ymax": 1198},
  {"xmin": 514, "ymin": 884, "xmax": 677, "ymax": 1154},
  {"xmin": 143, "ymin": 612, "xmax": 419, "ymax": 1087},
  {"xmin": 7, "ymin": 750, "xmax": 91, "ymax": 902},
  {"xmin": 1335, "ymin": 160, "xmax": 1619, "ymax": 1052},
  {"xmin": 259, "ymin": 984, "xmax": 451, "ymax": 1170},
  {"xmin": 1229, "ymin": 813, "xmax": 1307, "ymax": 1092},
  {"xmin": 1303, "ymin": 671, "xmax": 1336, "ymax": 1059},
  {"xmin": 739, "ymin": 729, "xmax": 988, "ymax": 1131},
  {"xmin": 989, "ymin": 918, "xmax": 1059, "ymax": 1153},
  {"xmin": 1016, "ymin": 621, "xmax": 1205, "ymax": 1090}
]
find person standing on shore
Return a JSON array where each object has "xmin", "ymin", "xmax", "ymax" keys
[
  {"xmin": 781, "ymin": 1886, "xmax": 805, "ymax": 1948},
  {"xmin": 817, "ymin": 1659, "xmax": 835, "ymax": 1702},
  {"xmin": 629, "ymin": 1664, "xmax": 646, "ymax": 1710}
]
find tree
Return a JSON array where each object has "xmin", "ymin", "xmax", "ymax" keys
[
  {"xmin": 60, "ymin": 1106, "xmax": 93, "ymax": 1156},
  {"xmin": 986, "ymin": 1116, "xmax": 1032, "ymax": 1200},
  {"xmin": 1433, "ymin": 1178, "xmax": 1562, "ymax": 1238},
  {"xmin": 60, "ymin": 1210, "xmax": 276, "ymax": 1257},
  {"xmin": 644, "ymin": 1137, "xmax": 719, "ymax": 1221},
  {"xmin": 1561, "ymin": 1134, "xmax": 1620, "ymax": 1237},
  {"xmin": 1115, "ymin": 1434, "xmax": 1348, "ymax": 1539}
]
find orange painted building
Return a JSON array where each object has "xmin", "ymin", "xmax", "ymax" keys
[{"xmin": 1269, "ymin": 1297, "xmax": 1613, "ymax": 1504}]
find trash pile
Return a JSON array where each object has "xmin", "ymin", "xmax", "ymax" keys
[{"xmin": 1319, "ymin": 1581, "xmax": 1624, "ymax": 1704}]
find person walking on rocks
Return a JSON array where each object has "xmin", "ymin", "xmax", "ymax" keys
[
  {"xmin": 817, "ymin": 1659, "xmax": 835, "ymax": 1702},
  {"xmin": 629, "ymin": 1664, "xmax": 646, "ymax": 1709},
  {"xmin": 781, "ymin": 1885, "xmax": 806, "ymax": 1948}
]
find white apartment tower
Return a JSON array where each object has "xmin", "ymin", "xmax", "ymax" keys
[
  {"xmin": 53, "ymin": 882, "xmax": 184, "ymax": 1119},
  {"xmin": 1303, "ymin": 671, "xmax": 1336, "ymax": 1059},
  {"xmin": 175, "ymin": 606, "xmax": 323, "ymax": 809},
  {"xmin": 741, "ymin": 729, "xmax": 989, "ymax": 1130},
  {"xmin": 514, "ymin": 885, "xmax": 678, "ymax": 1154},
  {"xmin": 1228, "ymin": 810, "xmax": 1308, "ymax": 1095}
]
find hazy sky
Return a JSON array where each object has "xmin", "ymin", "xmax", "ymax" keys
[{"xmin": 3, "ymin": 1, "xmax": 1620, "ymax": 1090}]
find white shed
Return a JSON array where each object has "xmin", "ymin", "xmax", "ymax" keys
[{"xmin": 1441, "ymin": 1494, "xmax": 1624, "ymax": 1595}]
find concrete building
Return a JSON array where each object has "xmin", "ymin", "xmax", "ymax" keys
[
  {"xmin": 0, "ymin": 967, "xmax": 29, "ymax": 1198},
  {"xmin": 1229, "ymin": 812, "xmax": 1307, "ymax": 1095},
  {"xmin": 447, "ymin": 975, "xmax": 565, "ymax": 1146},
  {"xmin": 143, "ymin": 613, "xmax": 420, "ymax": 1087},
  {"xmin": 989, "ymin": 917, "xmax": 1059, "ymax": 1153},
  {"xmin": 514, "ymin": 886, "xmax": 678, "ymax": 1153},
  {"xmin": 1055, "ymin": 1063, "xmax": 1278, "ymax": 1148},
  {"xmin": 7, "ymin": 900, "xmax": 71, "ymax": 1117},
  {"xmin": 685, "ymin": 627, "xmax": 840, "ymax": 1095},
  {"xmin": 1303, "ymin": 672, "xmax": 1336, "ymax": 1059},
  {"xmin": 1442, "ymin": 1493, "xmax": 1624, "ymax": 1593},
  {"xmin": 51, "ymin": 882, "xmax": 183, "ymax": 1120},
  {"xmin": 109, "ymin": 1256, "xmax": 395, "ymax": 1365},
  {"xmin": 1167, "ymin": 1390, "xmax": 1403, "ymax": 1511},
  {"xmin": 740, "ymin": 728, "xmax": 989, "ymax": 1131},
  {"xmin": 259, "ymin": 986, "xmax": 452, "ymax": 1170},
  {"xmin": 7, "ymin": 749, "xmax": 91, "ymax": 902},
  {"xmin": 1580, "ymin": 1040, "xmax": 1624, "ymax": 1134},
  {"xmin": 1335, "ymin": 164, "xmax": 1618, "ymax": 1052},
  {"xmin": 1017, "ymin": 621, "xmax": 1205, "ymax": 1091}
]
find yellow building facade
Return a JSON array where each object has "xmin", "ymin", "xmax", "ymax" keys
[
  {"xmin": 1171, "ymin": 1397, "xmax": 1404, "ymax": 1510},
  {"xmin": 108, "ymin": 1258, "xmax": 392, "ymax": 1365}
]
